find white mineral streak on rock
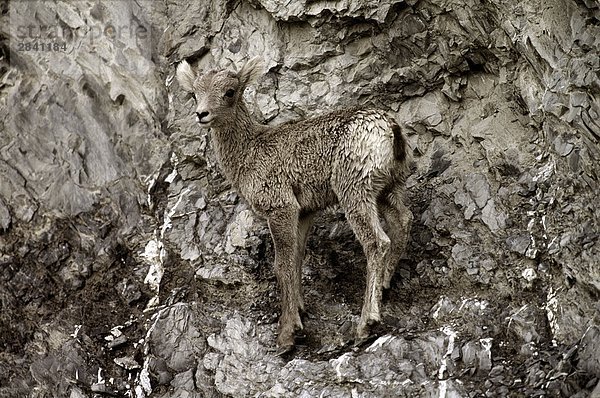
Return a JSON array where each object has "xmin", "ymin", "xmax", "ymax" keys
[
  {"xmin": 545, "ymin": 287, "xmax": 560, "ymax": 338},
  {"xmin": 70, "ymin": 324, "xmax": 82, "ymax": 339},
  {"xmin": 532, "ymin": 161, "xmax": 555, "ymax": 183},
  {"xmin": 480, "ymin": 337, "xmax": 493, "ymax": 367},
  {"xmin": 506, "ymin": 304, "xmax": 529, "ymax": 331},
  {"xmin": 439, "ymin": 326, "xmax": 458, "ymax": 379},
  {"xmin": 134, "ymin": 305, "xmax": 174, "ymax": 397},
  {"xmin": 142, "ymin": 156, "xmax": 178, "ymax": 308},
  {"xmin": 162, "ymin": 186, "xmax": 190, "ymax": 237},
  {"xmin": 366, "ymin": 334, "xmax": 396, "ymax": 352},
  {"xmin": 522, "ymin": 268, "xmax": 537, "ymax": 282},
  {"xmin": 135, "ymin": 363, "xmax": 152, "ymax": 398},
  {"xmin": 114, "ymin": 356, "xmax": 141, "ymax": 370},
  {"xmin": 142, "ymin": 239, "xmax": 164, "ymax": 309},
  {"xmin": 143, "ymin": 153, "xmax": 190, "ymax": 309},
  {"xmin": 438, "ymin": 326, "xmax": 458, "ymax": 398},
  {"xmin": 145, "ymin": 174, "xmax": 158, "ymax": 208},
  {"xmin": 458, "ymin": 297, "xmax": 488, "ymax": 313},
  {"xmin": 165, "ymin": 153, "xmax": 179, "ymax": 183},
  {"xmin": 331, "ymin": 352, "xmax": 356, "ymax": 382},
  {"xmin": 525, "ymin": 217, "xmax": 538, "ymax": 259},
  {"xmin": 439, "ymin": 380, "xmax": 448, "ymax": 398}
]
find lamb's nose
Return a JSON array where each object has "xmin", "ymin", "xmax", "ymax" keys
[{"xmin": 196, "ymin": 111, "xmax": 209, "ymax": 123}]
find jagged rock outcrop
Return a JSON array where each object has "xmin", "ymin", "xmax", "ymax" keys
[{"xmin": 0, "ymin": 0, "xmax": 598, "ymax": 397}]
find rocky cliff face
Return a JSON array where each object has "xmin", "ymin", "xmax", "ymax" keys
[{"xmin": 1, "ymin": 0, "xmax": 599, "ymax": 397}]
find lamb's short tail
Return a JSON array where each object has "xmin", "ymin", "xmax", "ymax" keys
[{"xmin": 391, "ymin": 120, "xmax": 407, "ymax": 163}]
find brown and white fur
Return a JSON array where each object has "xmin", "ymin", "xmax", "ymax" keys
[{"xmin": 176, "ymin": 57, "xmax": 413, "ymax": 351}]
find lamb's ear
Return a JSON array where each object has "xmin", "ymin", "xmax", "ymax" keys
[
  {"xmin": 238, "ymin": 57, "xmax": 264, "ymax": 90},
  {"xmin": 176, "ymin": 60, "xmax": 196, "ymax": 92}
]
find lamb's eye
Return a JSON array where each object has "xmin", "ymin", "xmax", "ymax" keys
[
  {"xmin": 224, "ymin": 89, "xmax": 235, "ymax": 98},
  {"xmin": 191, "ymin": 92, "xmax": 197, "ymax": 101}
]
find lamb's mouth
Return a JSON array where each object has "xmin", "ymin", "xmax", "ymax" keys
[{"xmin": 196, "ymin": 116, "xmax": 213, "ymax": 126}]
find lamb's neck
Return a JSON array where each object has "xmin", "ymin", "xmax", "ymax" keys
[{"xmin": 211, "ymin": 104, "xmax": 262, "ymax": 184}]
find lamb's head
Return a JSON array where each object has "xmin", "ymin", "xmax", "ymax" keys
[{"xmin": 176, "ymin": 57, "xmax": 264, "ymax": 128}]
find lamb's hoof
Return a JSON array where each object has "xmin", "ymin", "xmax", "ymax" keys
[
  {"xmin": 355, "ymin": 327, "xmax": 370, "ymax": 346},
  {"xmin": 356, "ymin": 317, "xmax": 381, "ymax": 347},
  {"xmin": 275, "ymin": 344, "xmax": 295, "ymax": 357},
  {"xmin": 276, "ymin": 328, "xmax": 296, "ymax": 353},
  {"xmin": 383, "ymin": 278, "xmax": 392, "ymax": 291}
]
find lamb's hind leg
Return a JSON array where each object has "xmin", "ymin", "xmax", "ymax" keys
[
  {"xmin": 380, "ymin": 187, "xmax": 413, "ymax": 289},
  {"xmin": 268, "ymin": 207, "xmax": 303, "ymax": 350},
  {"xmin": 296, "ymin": 213, "xmax": 315, "ymax": 313},
  {"xmin": 343, "ymin": 201, "xmax": 390, "ymax": 341}
]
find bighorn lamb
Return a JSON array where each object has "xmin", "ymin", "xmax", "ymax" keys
[{"xmin": 176, "ymin": 57, "xmax": 412, "ymax": 351}]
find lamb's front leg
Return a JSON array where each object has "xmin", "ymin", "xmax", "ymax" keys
[{"xmin": 268, "ymin": 207, "xmax": 302, "ymax": 351}]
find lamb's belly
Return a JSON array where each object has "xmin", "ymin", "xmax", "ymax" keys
[{"xmin": 295, "ymin": 182, "xmax": 337, "ymax": 213}]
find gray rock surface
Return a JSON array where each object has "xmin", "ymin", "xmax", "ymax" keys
[{"xmin": 1, "ymin": 0, "xmax": 599, "ymax": 397}]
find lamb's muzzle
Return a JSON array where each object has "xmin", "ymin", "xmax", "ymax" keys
[
  {"xmin": 176, "ymin": 57, "xmax": 413, "ymax": 352},
  {"xmin": 195, "ymin": 111, "xmax": 210, "ymax": 124}
]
